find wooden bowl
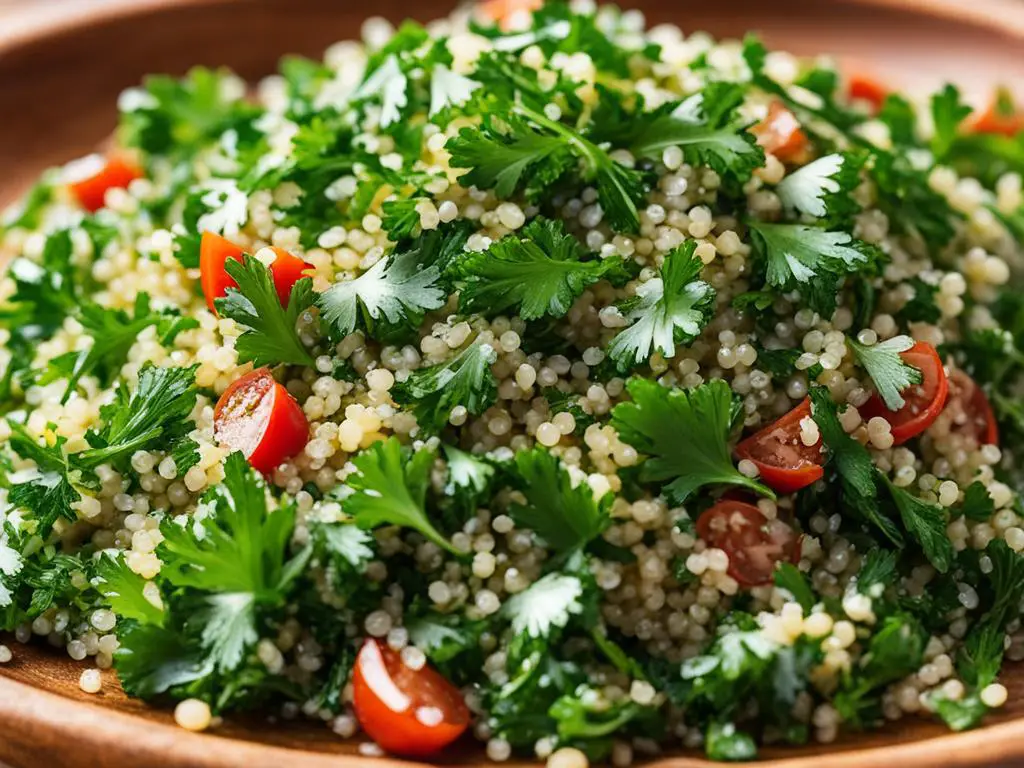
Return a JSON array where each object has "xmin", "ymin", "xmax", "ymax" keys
[{"xmin": 1, "ymin": 0, "xmax": 1024, "ymax": 766}]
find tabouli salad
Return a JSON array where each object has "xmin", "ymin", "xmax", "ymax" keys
[{"xmin": 2, "ymin": 0, "xmax": 1024, "ymax": 763}]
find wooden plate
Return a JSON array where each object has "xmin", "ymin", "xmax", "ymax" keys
[{"xmin": 1, "ymin": 0, "xmax": 1024, "ymax": 766}]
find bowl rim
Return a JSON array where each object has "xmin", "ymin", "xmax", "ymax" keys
[{"xmin": 1, "ymin": 1, "xmax": 1024, "ymax": 767}]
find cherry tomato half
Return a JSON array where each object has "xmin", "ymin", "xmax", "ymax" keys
[
  {"xmin": 696, "ymin": 499, "xmax": 802, "ymax": 587},
  {"xmin": 353, "ymin": 638, "xmax": 470, "ymax": 757},
  {"xmin": 213, "ymin": 368, "xmax": 309, "ymax": 473},
  {"xmin": 735, "ymin": 398, "xmax": 824, "ymax": 494},
  {"xmin": 942, "ymin": 369, "xmax": 999, "ymax": 446},
  {"xmin": 199, "ymin": 232, "xmax": 312, "ymax": 314},
  {"xmin": 68, "ymin": 153, "xmax": 143, "ymax": 212},
  {"xmin": 861, "ymin": 341, "xmax": 949, "ymax": 446},
  {"xmin": 751, "ymin": 102, "xmax": 811, "ymax": 164},
  {"xmin": 847, "ymin": 73, "xmax": 889, "ymax": 114}
]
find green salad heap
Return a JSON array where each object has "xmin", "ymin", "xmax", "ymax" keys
[{"xmin": 2, "ymin": 0, "xmax": 1024, "ymax": 763}]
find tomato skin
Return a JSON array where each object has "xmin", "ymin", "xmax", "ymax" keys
[
  {"xmin": 751, "ymin": 102, "xmax": 811, "ymax": 164},
  {"xmin": 848, "ymin": 73, "xmax": 889, "ymax": 114},
  {"xmin": 945, "ymin": 370, "xmax": 999, "ymax": 446},
  {"xmin": 696, "ymin": 500, "xmax": 801, "ymax": 587},
  {"xmin": 861, "ymin": 341, "xmax": 948, "ymax": 446},
  {"xmin": 478, "ymin": 0, "xmax": 543, "ymax": 30},
  {"xmin": 68, "ymin": 154, "xmax": 142, "ymax": 212},
  {"xmin": 213, "ymin": 368, "xmax": 309, "ymax": 473},
  {"xmin": 200, "ymin": 232, "xmax": 312, "ymax": 314},
  {"xmin": 968, "ymin": 98, "xmax": 1024, "ymax": 138},
  {"xmin": 352, "ymin": 638, "xmax": 470, "ymax": 757},
  {"xmin": 735, "ymin": 398, "xmax": 824, "ymax": 494}
]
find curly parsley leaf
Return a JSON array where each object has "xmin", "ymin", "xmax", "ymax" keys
[
  {"xmin": 344, "ymin": 437, "xmax": 457, "ymax": 555},
  {"xmin": 607, "ymin": 240, "xmax": 716, "ymax": 370},
  {"xmin": 454, "ymin": 218, "xmax": 627, "ymax": 321},
  {"xmin": 848, "ymin": 335, "xmax": 922, "ymax": 412},
  {"xmin": 392, "ymin": 339, "xmax": 498, "ymax": 433},
  {"xmin": 508, "ymin": 447, "xmax": 611, "ymax": 552},
  {"xmin": 748, "ymin": 222, "xmax": 871, "ymax": 316},
  {"xmin": 611, "ymin": 378, "xmax": 774, "ymax": 503},
  {"xmin": 317, "ymin": 247, "xmax": 446, "ymax": 340},
  {"xmin": 215, "ymin": 255, "xmax": 316, "ymax": 368}
]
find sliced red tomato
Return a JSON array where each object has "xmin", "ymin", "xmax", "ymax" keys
[
  {"xmin": 213, "ymin": 368, "xmax": 309, "ymax": 473},
  {"xmin": 968, "ymin": 91, "xmax": 1024, "ymax": 138},
  {"xmin": 861, "ymin": 341, "xmax": 949, "ymax": 446},
  {"xmin": 735, "ymin": 399, "xmax": 824, "ymax": 494},
  {"xmin": 353, "ymin": 638, "xmax": 470, "ymax": 757},
  {"xmin": 200, "ymin": 232, "xmax": 312, "ymax": 313},
  {"xmin": 68, "ymin": 153, "xmax": 142, "ymax": 212},
  {"xmin": 696, "ymin": 499, "xmax": 802, "ymax": 587},
  {"xmin": 847, "ymin": 73, "xmax": 889, "ymax": 114},
  {"xmin": 943, "ymin": 369, "xmax": 999, "ymax": 446},
  {"xmin": 751, "ymin": 102, "xmax": 811, "ymax": 164}
]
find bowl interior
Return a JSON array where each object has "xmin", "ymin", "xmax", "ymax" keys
[{"xmin": 1, "ymin": 0, "xmax": 1024, "ymax": 766}]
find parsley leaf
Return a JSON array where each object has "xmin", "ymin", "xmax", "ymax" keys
[
  {"xmin": 6, "ymin": 423, "xmax": 80, "ymax": 537},
  {"xmin": 75, "ymin": 363, "xmax": 199, "ymax": 470},
  {"xmin": 748, "ymin": 222, "xmax": 871, "ymax": 316},
  {"xmin": 317, "ymin": 247, "xmax": 446, "ymax": 340},
  {"xmin": 96, "ymin": 553, "xmax": 165, "ymax": 626},
  {"xmin": 392, "ymin": 339, "xmax": 498, "ymax": 434},
  {"xmin": 848, "ymin": 335, "xmax": 922, "ymax": 411},
  {"xmin": 40, "ymin": 293, "xmax": 162, "ymax": 402},
  {"xmin": 960, "ymin": 481, "xmax": 995, "ymax": 522},
  {"xmin": 808, "ymin": 387, "xmax": 903, "ymax": 546},
  {"xmin": 344, "ymin": 437, "xmax": 457, "ymax": 555},
  {"xmin": 215, "ymin": 255, "xmax": 316, "ymax": 368},
  {"xmin": 611, "ymin": 378, "xmax": 774, "ymax": 503},
  {"xmin": 931, "ymin": 84, "xmax": 972, "ymax": 162},
  {"xmin": 454, "ymin": 218, "xmax": 628, "ymax": 321},
  {"xmin": 879, "ymin": 474, "xmax": 954, "ymax": 573},
  {"xmin": 775, "ymin": 152, "xmax": 862, "ymax": 223},
  {"xmin": 607, "ymin": 241, "xmax": 716, "ymax": 370},
  {"xmin": 508, "ymin": 447, "xmax": 611, "ymax": 552},
  {"xmin": 502, "ymin": 570, "xmax": 586, "ymax": 639},
  {"xmin": 774, "ymin": 563, "xmax": 814, "ymax": 613}
]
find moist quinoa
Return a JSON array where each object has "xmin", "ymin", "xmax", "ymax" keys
[{"xmin": 1, "ymin": 1, "xmax": 1024, "ymax": 763}]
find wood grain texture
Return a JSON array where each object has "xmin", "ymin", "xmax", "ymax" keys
[{"xmin": 1, "ymin": 0, "xmax": 1024, "ymax": 766}]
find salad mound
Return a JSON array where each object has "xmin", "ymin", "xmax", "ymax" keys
[{"xmin": 2, "ymin": 1, "xmax": 1024, "ymax": 763}]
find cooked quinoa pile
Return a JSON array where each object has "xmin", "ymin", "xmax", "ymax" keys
[{"xmin": 2, "ymin": 1, "xmax": 1024, "ymax": 762}]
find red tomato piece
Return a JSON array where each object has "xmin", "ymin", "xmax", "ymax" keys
[
  {"xmin": 861, "ymin": 341, "xmax": 949, "ymax": 446},
  {"xmin": 696, "ymin": 499, "xmax": 802, "ymax": 587},
  {"xmin": 968, "ymin": 104, "xmax": 1024, "ymax": 138},
  {"xmin": 847, "ymin": 73, "xmax": 889, "ymax": 114},
  {"xmin": 735, "ymin": 398, "xmax": 824, "ymax": 494},
  {"xmin": 751, "ymin": 102, "xmax": 811, "ymax": 164},
  {"xmin": 200, "ymin": 232, "xmax": 312, "ymax": 314},
  {"xmin": 478, "ymin": 0, "xmax": 543, "ymax": 30},
  {"xmin": 942, "ymin": 369, "xmax": 999, "ymax": 446},
  {"xmin": 68, "ymin": 153, "xmax": 142, "ymax": 212},
  {"xmin": 213, "ymin": 368, "xmax": 309, "ymax": 473},
  {"xmin": 353, "ymin": 638, "xmax": 470, "ymax": 757}
]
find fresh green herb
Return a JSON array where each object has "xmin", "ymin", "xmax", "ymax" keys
[
  {"xmin": 960, "ymin": 481, "xmax": 995, "ymax": 522},
  {"xmin": 508, "ymin": 448, "xmax": 611, "ymax": 552},
  {"xmin": 775, "ymin": 152, "xmax": 862, "ymax": 224},
  {"xmin": 879, "ymin": 474, "xmax": 954, "ymax": 573},
  {"xmin": 773, "ymin": 563, "xmax": 814, "ymax": 613},
  {"xmin": 611, "ymin": 378, "xmax": 774, "ymax": 503},
  {"xmin": 503, "ymin": 570, "xmax": 586, "ymax": 639},
  {"xmin": 391, "ymin": 339, "xmax": 498, "ymax": 434},
  {"xmin": 96, "ymin": 553, "xmax": 165, "ymax": 626},
  {"xmin": 453, "ymin": 218, "xmax": 628, "ymax": 321},
  {"xmin": 848, "ymin": 335, "xmax": 922, "ymax": 411},
  {"xmin": 215, "ymin": 255, "xmax": 316, "ymax": 368},
  {"xmin": 607, "ymin": 241, "xmax": 716, "ymax": 370},
  {"xmin": 343, "ymin": 438, "xmax": 457, "ymax": 555}
]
